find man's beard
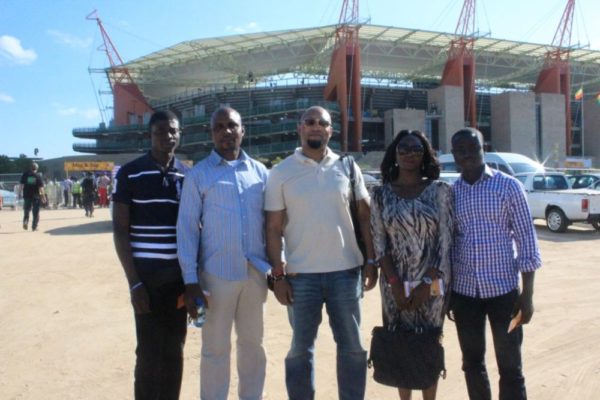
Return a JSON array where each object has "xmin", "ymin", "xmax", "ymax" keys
[{"xmin": 307, "ymin": 139, "xmax": 323, "ymax": 149}]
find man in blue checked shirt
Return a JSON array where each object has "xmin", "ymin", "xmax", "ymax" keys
[
  {"xmin": 177, "ymin": 107, "xmax": 269, "ymax": 400},
  {"xmin": 449, "ymin": 128, "xmax": 542, "ymax": 400}
]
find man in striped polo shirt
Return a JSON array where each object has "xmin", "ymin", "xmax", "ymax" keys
[
  {"xmin": 113, "ymin": 110, "xmax": 190, "ymax": 400},
  {"xmin": 450, "ymin": 128, "xmax": 542, "ymax": 400}
]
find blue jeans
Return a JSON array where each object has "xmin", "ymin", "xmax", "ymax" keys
[
  {"xmin": 451, "ymin": 290, "xmax": 526, "ymax": 400},
  {"xmin": 285, "ymin": 267, "xmax": 367, "ymax": 400}
]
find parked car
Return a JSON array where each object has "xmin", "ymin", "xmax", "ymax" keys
[
  {"xmin": 362, "ymin": 173, "xmax": 380, "ymax": 192},
  {"xmin": 439, "ymin": 172, "xmax": 461, "ymax": 185},
  {"xmin": 0, "ymin": 189, "xmax": 17, "ymax": 210},
  {"xmin": 567, "ymin": 174, "xmax": 600, "ymax": 189},
  {"xmin": 439, "ymin": 152, "xmax": 545, "ymax": 176},
  {"xmin": 514, "ymin": 172, "xmax": 600, "ymax": 232}
]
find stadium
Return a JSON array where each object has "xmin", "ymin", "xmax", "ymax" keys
[{"xmin": 72, "ymin": 6, "xmax": 600, "ymax": 167}]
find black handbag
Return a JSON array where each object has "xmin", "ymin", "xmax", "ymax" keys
[{"xmin": 368, "ymin": 324, "xmax": 446, "ymax": 389}]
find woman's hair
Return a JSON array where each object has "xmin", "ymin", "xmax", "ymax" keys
[{"xmin": 379, "ymin": 130, "xmax": 440, "ymax": 183}]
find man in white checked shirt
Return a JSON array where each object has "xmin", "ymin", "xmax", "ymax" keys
[
  {"xmin": 449, "ymin": 128, "xmax": 542, "ymax": 400},
  {"xmin": 113, "ymin": 110, "xmax": 190, "ymax": 400},
  {"xmin": 177, "ymin": 107, "xmax": 270, "ymax": 400}
]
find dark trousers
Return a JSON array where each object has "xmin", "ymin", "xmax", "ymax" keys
[
  {"xmin": 23, "ymin": 198, "xmax": 40, "ymax": 230},
  {"xmin": 451, "ymin": 290, "xmax": 526, "ymax": 400},
  {"xmin": 72, "ymin": 193, "xmax": 81, "ymax": 208},
  {"xmin": 134, "ymin": 281, "xmax": 187, "ymax": 400},
  {"xmin": 63, "ymin": 189, "xmax": 69, "ymax": 206},
  {"xmin": 83, "ymin": 195, "xmax": 94, "ymax": 215}
]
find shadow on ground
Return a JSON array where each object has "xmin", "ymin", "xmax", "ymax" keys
[
  {"xmin": 46, "ymin": 220, "xmax": 113, "ymax": 236},
  {"xmin": 535, "ymin": 224, "xmax": 599, "ymax": 243}
]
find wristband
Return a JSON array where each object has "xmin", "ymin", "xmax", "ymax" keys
[
  {"xmin": 386, "ymin": 274, "xmax": 399, "ymax": 285},
  {"xmin": 272, "ymin": 268, "xmax": 285, "ymax": 278},
  {"xmin": 366, "ymin": 258, "xmax": 378, "ymax": 266},
  {"xmin": 130, "ymin": 282, "xmax": 144, "ymax": 292},
  {"xmin": 421, "ymin": 276, "xmax": 433, "ymax": 285}
]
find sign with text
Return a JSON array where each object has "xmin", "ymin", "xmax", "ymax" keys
[{"xmin": 64, "ymin": 161, "xmax": 115, "ymax": 171}]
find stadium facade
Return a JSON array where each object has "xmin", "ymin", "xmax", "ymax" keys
[{"xmin": 72, "ymin": 24, "xmax": 600, "ymax": 166}]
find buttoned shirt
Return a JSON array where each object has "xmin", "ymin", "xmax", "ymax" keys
[
  {"xmin": 264, "ymin": 147, "xmax": 369, "ymax": 273},
  {"xmin": 452, "ymin": 166, "xmax": 542, "ymax": 298},
  {"xmin": 177, "ymin": 149, "xmax": 270, "ymax": 284}
]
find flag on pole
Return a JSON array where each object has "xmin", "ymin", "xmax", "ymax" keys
[{"xmin": 574, "ymin": 87, "xmax": 583, "ymax": 100}]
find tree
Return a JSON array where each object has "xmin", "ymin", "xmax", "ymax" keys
[
  {"xmin": 0, "ymin": 155, "xmax": 13, "ymax": 173},
  {"xmin": 14, "ymin": 154, "xmax": 31, "ymax": 173}
]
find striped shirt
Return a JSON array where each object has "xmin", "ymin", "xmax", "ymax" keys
[
  {"xmin": 452, "ymin": 166, "xmax": 542, "ymax": 298},
  {"xmin": 112, "ymin": 152, "xmax": 190, "ymax": 274},
  {"xmin": 176, "ymin": 149, "xmax": 270, "ymax": 284}
]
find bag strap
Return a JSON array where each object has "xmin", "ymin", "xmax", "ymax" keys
[{"xmin": 340, "ymin": 154, "xmax": 357, "ymax": 203}]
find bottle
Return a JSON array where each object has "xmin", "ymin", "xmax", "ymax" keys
[{"xmin": 189, "ymin": 297, "xmax": 206, "ymax": 328}]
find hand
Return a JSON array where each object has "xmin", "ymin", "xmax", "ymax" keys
[
  {"xmin": 407, "ymin": 282, "xmax": 430, "ymax": 311},
  {"xmin": 273, "ymin": 279, "xmax": 294, "ymax": 305},
  {"xmin": 130, "ymin": 285, "xmax": 151, "ymax": 314},
  {"xmin": 513, "ymin": 292, "xmax": 534, "ymax": 325},
  {"xmin": 184, "ymin": 283, "xmax": 209, "ymax": 319},
  {"xmin": 363, "ymin": 263, "xmax": 379, "ymax": 291},
  {"xmin": 390, "ymin": 283, "xmax": 409, "ymax": 311}
]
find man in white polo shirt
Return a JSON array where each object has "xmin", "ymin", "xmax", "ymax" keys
[{"xmin": 265, "ymin": 105, "xmax": 377, "ymax": 400}]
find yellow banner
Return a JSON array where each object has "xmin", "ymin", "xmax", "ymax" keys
[{"xmin": 64, "ymin": 161, "xmax": 115, "ymax": 171}]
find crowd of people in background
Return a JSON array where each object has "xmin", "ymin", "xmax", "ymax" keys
[{"xmin": 34, "ymin": 171, "xmax": 113, "ymax": 212}]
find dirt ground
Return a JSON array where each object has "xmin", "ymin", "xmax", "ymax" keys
[{"xmin": 0, "ymin": 207, "xmax": 599, "ymax": 400}]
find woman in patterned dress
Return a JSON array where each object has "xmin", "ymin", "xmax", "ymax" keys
[{"xmin": 370, "ymin": 130, "xmax": 453, "ymax": 400}]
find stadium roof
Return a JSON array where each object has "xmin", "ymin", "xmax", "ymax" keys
[{"xmin": 121, "ymin": 23, "xmax": 600, "ymax": 101}]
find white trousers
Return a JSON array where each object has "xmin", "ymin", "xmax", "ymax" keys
[{"xmin": 200, "ymin": 265, "xmax": 267, "ymax": 400}]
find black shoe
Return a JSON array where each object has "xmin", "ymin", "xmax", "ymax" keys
[{"xmin": 23, "ymin": 222, "xmax": 28, "ymax": 230}]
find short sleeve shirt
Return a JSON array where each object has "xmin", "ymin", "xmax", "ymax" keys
[
  {"xmin": 264, "ymin": 148, "xmax": 369, "ymax": 273},
  {"xmin": 113, "ymin": 152, "xmax": 190, "ymax": 278},
  {"xmin": 20, "ymin": 171, "xmax": 44, "ymax": 199}
]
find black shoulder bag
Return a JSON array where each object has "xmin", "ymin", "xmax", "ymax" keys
[{"xmin": 340, "ymin": 155, "xmax": 367, "ymax": 261}]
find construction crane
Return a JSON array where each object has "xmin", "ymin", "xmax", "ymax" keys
[
  {"xmin": 323, "ymin": 0, "xmax": 362, "ymax": 152},
  {"xmin": 441, "ymin": 0, "xmax": 477, "ymax": 128},
  {"xmin": 87, "ymin": 10, "xmax": 153, "ymax": 127},
  {"xmin": 534, "ymin": 0, "xmax": 576, "ymax": 156}
]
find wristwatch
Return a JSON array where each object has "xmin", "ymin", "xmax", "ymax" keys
[{"xmin": 421, "ymin": 276, "xmax": 433, "ymax": 285}]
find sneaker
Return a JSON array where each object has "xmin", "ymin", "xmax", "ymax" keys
[{"xmin": 23, "ymin": 222, "xmax": 28, "ymax": 230}]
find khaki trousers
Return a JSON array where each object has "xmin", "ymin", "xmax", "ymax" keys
[{"xmin": 199, "ymin": 265, "xmax": 268, "ymax": 400}]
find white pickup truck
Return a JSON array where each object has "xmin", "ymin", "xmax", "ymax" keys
[{"xmin": 515, "ymin": 172, "xmax": 600, "ymax": 233}]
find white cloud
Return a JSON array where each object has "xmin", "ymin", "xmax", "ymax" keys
[
  {"xmin": 0, "ymin": 35, "xmax": 37, "ymax": 65},
  {"xmin": 0, "ymin": 92, "xmax": 15, "ymax": 103},
  {"xmin": 47, "ymin": 30, "xmax": 92, "ymax": 49},
  {"xmin": 81, "ymin": 108, "xmax": 100, "ymax": 119},
  {"xmin": 225, "ymin": 22, "xmax": 261, "ymax": 34},
  {"xmin": 53, "ymin": 103, "xmax": 100, "ymax": 120}
]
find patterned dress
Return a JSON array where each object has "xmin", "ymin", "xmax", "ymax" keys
[{"xmin": 370, "ymin": 180, "xmax": 453, "ymax": 329}]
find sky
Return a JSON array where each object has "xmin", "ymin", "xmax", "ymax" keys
[{"xmin": 1, "ymin": 0, "xmax": 598, "ymax": 160}]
